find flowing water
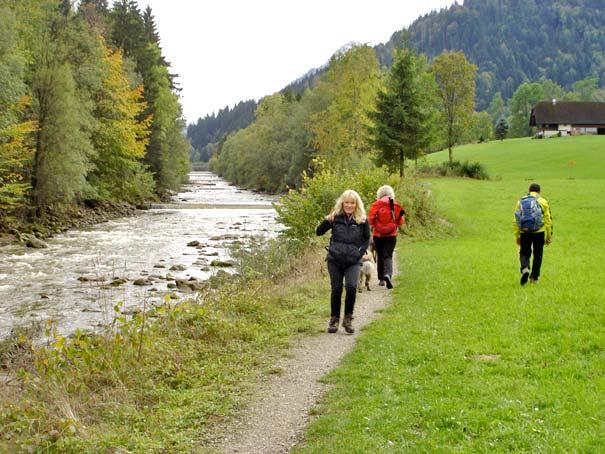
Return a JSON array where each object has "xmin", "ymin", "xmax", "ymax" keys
[{"xmin": 0, "ymin": 172, "xmax": 279, "ymax": 338}]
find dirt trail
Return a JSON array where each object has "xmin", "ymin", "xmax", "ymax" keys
[{"xmin": 210, "ymin": 271, "xmax": 394, "ymax": 453}]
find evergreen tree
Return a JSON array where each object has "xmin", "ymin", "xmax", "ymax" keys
[
  {"xmin": 495, "ymin": 118, "xmax": 509, "ymax": 141},
  {"xmin": 142, "ymin": 6, "xmax": 160, "ymax": 45},
  {"xmin": 367, "ymin": 47, "xmax": 435, "ymax": 177}
]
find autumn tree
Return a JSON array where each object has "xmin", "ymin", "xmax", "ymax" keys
[
  {"xmin": 0, "ymin": 7, "xmax": 35, "ymax": 225},
  {"xmin": 306, "ymin": 45, "xmax": 381, "ymax": 168},
  {"xmin": 88, "ymin": 45, "xmax": 153, "ymax": 203},
  {"xmin": 367, "ymin": 47, "xmax": 435, "ymax": 177},
  {"xmin": 431, "ymin": 51, "xmax": 476, "ymax": 165}
]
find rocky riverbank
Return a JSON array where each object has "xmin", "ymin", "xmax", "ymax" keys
[{"xmin": 2, "ymin": 201, "xmax": 139, "ymax": 248}]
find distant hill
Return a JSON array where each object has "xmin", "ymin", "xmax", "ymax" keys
[
  {"xmin": 376, "ymin": 0, "xmax": 605, "ymax": 109},
  {"xmin": 187, "ymin": 100, "xmax": 256, "ymax": 162}
]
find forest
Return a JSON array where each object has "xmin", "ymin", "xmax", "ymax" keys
[
  {"xmin": 189, "ymin": 0, "xmax": 605, "ymax": 165},
  {"xmin": 0, "ymin": 0, "xmax": 190, "ymax": 230},
  {"xmin": 208, "ymin": 41, "xmax": 603, "ymax": 193}
]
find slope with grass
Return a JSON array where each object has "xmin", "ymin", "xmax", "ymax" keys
[{"xmin": 296, "ymin": 136, "xmax": 605, "ymax": 451}]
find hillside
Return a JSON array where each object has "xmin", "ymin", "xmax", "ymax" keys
[
  {"xmin": 376, "ymin": 0, "xmax": 605, "ymax": 109},
  {"xmin": 425, "ymin": 135, "xmax": 605, "ymax": 180}
]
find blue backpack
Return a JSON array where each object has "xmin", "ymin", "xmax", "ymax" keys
[{"xmin": 515, "ymin": 195, "xmax": 544, "ymax": 232}]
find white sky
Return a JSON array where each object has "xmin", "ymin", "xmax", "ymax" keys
[{"xmin": 135, "ymin": 0, "xmax": 457, "ymax": 123}]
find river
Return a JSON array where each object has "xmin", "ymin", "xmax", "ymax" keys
[{"xmin": 0, "ymin": 172, "xmax": 279, "ymax": 338}]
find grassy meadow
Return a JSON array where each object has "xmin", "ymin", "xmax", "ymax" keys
[{"xmin": 297, "ymin": 136, "xmax": 605, "ymax": 452}]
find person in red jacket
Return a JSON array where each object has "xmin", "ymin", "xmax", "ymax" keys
[{"xmin": 368, "ymin": 185, "xmax": 405, "ymax": 289}]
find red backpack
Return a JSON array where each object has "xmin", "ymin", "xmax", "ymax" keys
[{"xmin": 374, "ymin": 199, "xmax": 403, "ymax": 235}]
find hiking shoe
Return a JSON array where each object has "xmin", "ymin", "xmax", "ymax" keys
[
  {"xmin": 520, "ymin": 268, "xmax": 530, "ymax": 286},
  {"xmin": 530, "ymin": 277, "xmax": 538, "ymax": 284},
  {"xmin": 384, "ymin": 275, "xmax": 393, "ymax": 289},
  {"xmin": 342, "ymin": 315, "xmax": 355, "ymax": 334},
  {"xmin": 327, "ymin": 316, "xmax": 339, "ymax": 333},
  {"xmin": 378, "ymin": 280, "xmax": 385, "ymax": 286}
]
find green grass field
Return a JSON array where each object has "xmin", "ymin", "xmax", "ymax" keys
[{"xmin": 297, "ymin": 136, "xmax": 605, "ymax": 452}]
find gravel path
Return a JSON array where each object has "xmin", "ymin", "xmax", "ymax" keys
[{"xmin": 211, "ymin": 268, "xmax": 394, "ymax": 454}]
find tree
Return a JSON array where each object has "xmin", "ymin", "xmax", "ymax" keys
[
  {"xmin": 508, "ymin": 82, "xmax": 544, "ymax": 137},
  {"xmin": 367, "ymin": 46, "xmax": 435, "ymax": 177},
  {"xmin": 566, "ymin": 77, "xmax": 605, "ymax": 102},
  {"xmin": 431, "ymin": 51, "xmax": 476, "ymax": 165},
  {"xmin": 306, "ymin": 45, "xmax": 381, "ymax": 168},
  {"xmin": 0, "ymin": 7, "xmax": 35, "ymax": 224},
  {"xmin": 466, "ymin": 111, "xmax": 493, "ymax": 143},
  {"xmin": 88, "ymin": 45, "xmax": 153, "ymax": 203},
  {"xmin": 32, "ymin": 63, "xmax": 95, "ymax": 207},
  {"xmin": 495, "ymin": 118, "xmax": 509, "ymax": 141},
  {"xmin": 488, "ymin": 92, "xmax": 506, "ymax": 126}
]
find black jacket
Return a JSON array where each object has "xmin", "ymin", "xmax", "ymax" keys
[{"xmin": 316, "ymin": 214, "xmax": 370, "ymax": 266}]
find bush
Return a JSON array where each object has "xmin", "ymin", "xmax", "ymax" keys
[
  {"xmin": 275, "ymin": 159, "xmax": 439, "ymax": 242},
  {"xmin": 418, "ymin": 160, "xmax": 489, "ymax": 180}
]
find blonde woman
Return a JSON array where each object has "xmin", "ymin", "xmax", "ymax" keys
[
  {"xmin": 316, "ymin": 190, "xmax": 370, "ymax": 334},
  {"xmin": 368, "ymin": 185, "xmax": 405, "ymax": 289}
]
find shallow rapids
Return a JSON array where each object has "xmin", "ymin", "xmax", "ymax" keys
[{"xmin": 0, "ymin": 172, "xmax": 278, "ymax": 338}]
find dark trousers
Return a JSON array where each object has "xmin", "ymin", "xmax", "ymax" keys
[
  {"xmin": 373, "ymin": 236, "xmax": 397, "ymax": 281},
  {"xmin": 520, "ymin": 231, "xmax": 545, "ymax": 280},
  {"xmin": 327, "ymin": 260, "xmax": 361, "ymax": 317}
]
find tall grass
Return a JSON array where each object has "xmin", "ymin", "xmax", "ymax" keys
[
  {"xmin": 0, "ymin": 240, "xmax": 329, "ymax": 452},
  {"xmin": 297, "ymin": 136, "xmax": 605, "ymax": 452}
]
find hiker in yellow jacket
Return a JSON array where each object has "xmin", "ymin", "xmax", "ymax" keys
[{"xmin": 513, "ymin": 183, "xmax": 553, "ymax": 285}]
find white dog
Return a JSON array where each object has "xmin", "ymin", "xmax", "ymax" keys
[{"xmin": 358, "ymin": 251, "xmax": 375, "ymax": 293}]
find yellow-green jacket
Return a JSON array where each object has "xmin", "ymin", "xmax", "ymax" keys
[{"xmin": 513, "ymin": 191, "xmax": 553, "ymax": 241}]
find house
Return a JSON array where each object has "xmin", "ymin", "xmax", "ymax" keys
[{"xmin": 529, "ymin": 100, "xmax": 605, "ymax": 137}]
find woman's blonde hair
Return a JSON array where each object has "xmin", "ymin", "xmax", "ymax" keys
[
  {"xmin": 333, "ymin": 189, "xmax": 366, "ymax": 223},
  {"xmin": 376, "ymin": 185, "xmax": 395, "ymax": 200}
]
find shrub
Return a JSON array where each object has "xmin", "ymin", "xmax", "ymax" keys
[
  {"xmin": 418, "ymin": 160, "xmax": 489, "ymax": 180},
  {"xmin": 275, "ymin": 159, "xmax": 438, "ymax": 242}
]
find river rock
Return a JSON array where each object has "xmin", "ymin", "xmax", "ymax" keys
[
  {"xmin": 210, "ymin": 259, "xmax": 235, "ymax": 268},
  {"xmin": 110, "ymin": 277, "xmax": 128, "ymax": 286},
  {"xmin": 210, "ymin": 234, "xmax": 239, "ymax": 241},
  {"xmin": 175, "ymin": 277, "xmax": 204, "ymax": 292},
  {"xmin": 186, "ymin": 240, "xmax": 200, "ymax": 247},
  {"xmin": 199, "ymin": 251, "xmax": 219, "ymax": 256},
  {"xmin": 22, "ymin": 234, "xmax": 48, "ymax": 249},
  {"xmin": 167, "ymin": 282, "xmax": 177, "ymax": 289},
  {"xmin": 169, "ymin": 264, "xmax": 187, "ymax": 271},
  {"xmin": 133, "ymin": 278, "xmax": 151, "ymax": 286},
  {"xmin": 153, "ymin": 264, "xmax": 166, "ymax": 268}
]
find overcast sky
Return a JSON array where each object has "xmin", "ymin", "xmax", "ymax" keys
[{"xmin": 135, "ymin": 0, "xmax": 457, "ymax": 124}]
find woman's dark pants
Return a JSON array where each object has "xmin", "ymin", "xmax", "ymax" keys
[
  {"xmin": 373, "ymin": 236, "xmax": 397, "ymax": 281},
  {"xmin": 327, "ymin": 260, "xmax": 361, "ymax": 317}
]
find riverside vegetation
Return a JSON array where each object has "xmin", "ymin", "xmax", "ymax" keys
[
  {"xmin": 0, "ymin": 2, "xmax": 190, "ymax": 235},
  {"xmin": 296, "ymin": 135, "xmax": 605, "ymax": 452},
  {"xmin": 0, "ymin": 163, "xmax": 436, "ymax": 451}
]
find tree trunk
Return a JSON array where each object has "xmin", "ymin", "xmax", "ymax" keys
[{"xmin": 399, "ymin": 150, "xmax": 405, "ymax": 178}]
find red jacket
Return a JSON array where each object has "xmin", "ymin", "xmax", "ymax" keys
[{"xmin": 368, "ymin": 196, "xmax": 405, "ymax": 237}]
